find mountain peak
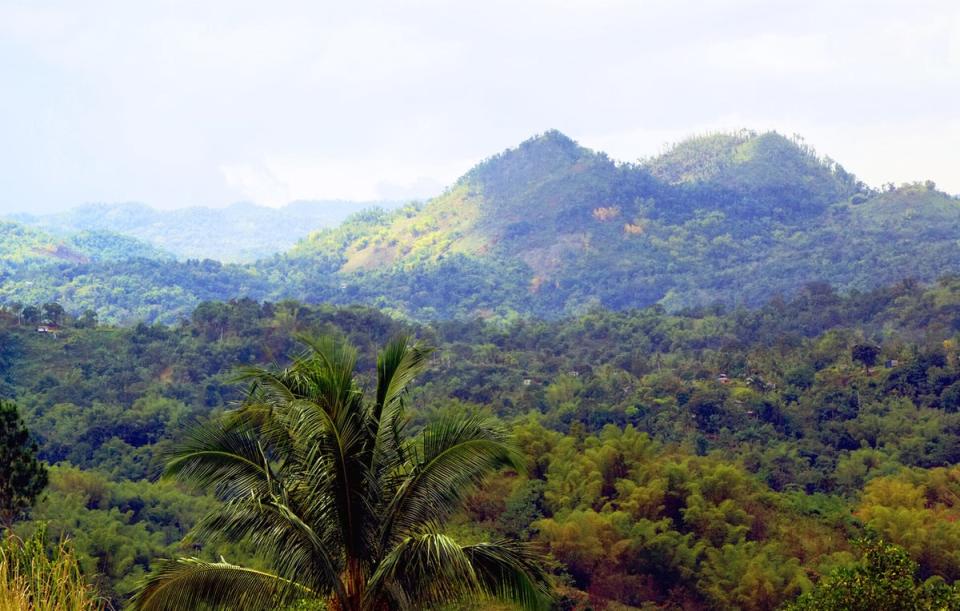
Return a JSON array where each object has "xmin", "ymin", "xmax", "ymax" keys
[
  {"xmin": 646, "ymin": 130, "xmax": 789, "ymax": 184},
  {"xmin": 645, "ymin": 129, "xmax": 861, "ymax": 214},
  {"xmin": 464, "ymin": 130, "xmax": 596, "ymax": 188},
  {"xmin": 523, "ymin": 128, "xmax": 580, "ymax": 149}
]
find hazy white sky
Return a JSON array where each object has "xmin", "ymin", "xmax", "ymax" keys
[{"xmin": 1, "ymin": 0, "xmax": 958, "ymax": 212}]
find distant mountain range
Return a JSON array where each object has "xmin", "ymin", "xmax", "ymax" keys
[
  {"xmin": 1, "ymin": 129, "xmax": 957, "ymax": 323},
  {"xmin": 5, "ymin": 200, "xmax": 405, "ymax": 263}
]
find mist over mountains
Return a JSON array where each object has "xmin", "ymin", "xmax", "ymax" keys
[{"xmin": 5, "ymin": 200, "xmax": 406, "ymax": 263}]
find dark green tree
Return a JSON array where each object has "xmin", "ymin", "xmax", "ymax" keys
[
  {"xmin": 20, "ymin": 306, "xmax": 40, "ymax": 326},
  {"xmin": 41, "ymin": 302, "xmax": 65, "ymax": 326},
  {"xmin": 7, "ymin": 301, "xmax": 23, "ymax": 326},
  {"xmin": 851, "ymin": 344, "xmax": 881, "ymax": 368},
  {"xmin": 74, "ymin": 309, "xmax": 99, "ymax": 329},
  {"xmin": 0, "ymin": 400, "xmax": 48, "ymax": 533},
  {"xmin": 132, "ymin": 336, "xmax": 551, "ymax": 610}
]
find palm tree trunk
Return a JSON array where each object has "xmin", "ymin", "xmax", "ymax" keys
[{"xmin": 342, "ymin": 558, "xmax": 366, "ymax": 611}]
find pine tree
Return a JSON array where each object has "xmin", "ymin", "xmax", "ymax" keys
[{"xmin": 0, "ymin": 400, "xmax": 48, "ymax": 533}]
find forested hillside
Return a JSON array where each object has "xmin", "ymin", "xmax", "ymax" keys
[
  {"xmin": 3, "ymin": 129, "xmax": 960, "ymax": 608},
  {"xmin": 7, "ymin": 277, "xmax": 960, "ymax": 607},
  {"xmin": 278, "ymin": 130, "xmax": 955, "ymax": 316},
  {"xmin": 0, "ymin": 221, "xmax": 172, "ymax": 265},
  {"xmin": 1, "ymin": 130, "xmax": 958, "ymax": 324}
]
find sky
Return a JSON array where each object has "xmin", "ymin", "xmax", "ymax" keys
[{"xmin": 0, "ymin": 0, "xmax": 958, "ymax": 213}]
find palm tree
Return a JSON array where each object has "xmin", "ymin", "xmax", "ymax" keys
[{"xmin": 132, "ymin": 336, "xmax": 551, "ymax": 611}]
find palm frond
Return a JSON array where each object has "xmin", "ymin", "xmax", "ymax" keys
[
  {"xmin": 163, "ymin": 421, "xmax": 276, "ymax": 499},
  {"xmin": 135, "ymin": 335, "xmax": 553, "ymax": 610},
  {"xmin": 366, "ymin": 533, "xmax": 552, "ymax": 611},
  {"xmin": 367, "ymin": 336, "xmax": 431, "ymax": 482},
  {"xmin": 187, "ymin": 498, "xmax": 348, "ymax": 603},
  {"xmin": 463, "ymin": 540, "xmax": 554, "ymax": 611},
  {"xmin": 374, "ymin": 335, "xmax": 431, "ymax": 419},
  {"xmin": 294, "ymin": 334, "xmax": 362, "ymax": 418},
  {"xmin": 379, "ymin": 414, "xmax": 527, "ymax": 545},
  {"xmin": 130, "ymin": 557, "xmax": 313, "ymax": 611},
  {"xmin": 230, "ymin": 366, "xmax": 309, "ymax": 449},
  {"xmin": 365, "ymin": 532, "xmax": 479, "ymax": 609},
  {"xmin": 232, "ymin": 364, "xmax": 298, "ymax": 404}
]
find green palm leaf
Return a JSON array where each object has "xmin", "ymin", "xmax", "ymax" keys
[
  {"xmin": 163, "ymin": 421, "xmax": 276, "ymax": 498},
  {"xmin": 374, "ymin": 335, "xmax": 431, "ymax": 419},
  {"xmin": 380, "ymin": 414, "xmax": 526, "ymax": 545},
  {"xmin": 367, "ymin": 533, "xmax": 552, "ymax": 610},
  {"xmin": 187, "ymin": 499, "xmax": 347, "ymax": 604},
  {"xmin": 464, "ymin": 540, "xmax": 554, "ymax": 611},
  {"xmin": 130, "ymin": 558, "xmax": 312, "ymax": 611},
  {"xmin": 366, "ymin": 532, "xmax": 479, "ymax": 608}
]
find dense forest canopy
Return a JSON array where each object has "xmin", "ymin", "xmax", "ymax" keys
[
  {"xmin": 3, "ymin": 129, "xmax": 960, "ymax": 608},
  {"xmin": 2, "ymin": 130, "xmax": 958, "ymax": 324},
  {"xmin": 4, "ymin": 276, "xmax": 960, "ymax": 607}
]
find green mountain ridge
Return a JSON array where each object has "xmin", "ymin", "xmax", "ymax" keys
[
  {"xmin": 0, "ymin": 221, "xmax": 172, "ymax": 266},
  {"xmin": 274, "ymin": 129, "xmax": 952, "ymax": 316},
  {"xmin": 294, "ymin": 129, "xmax": 861, "ymax": 272},
  {"xmin": 1, "ymin": 129, "xmax": 957, "ymax": 323}
]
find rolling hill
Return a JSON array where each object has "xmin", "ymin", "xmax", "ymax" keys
[
  {"xmin": 2, "ymin": 129, "xmax": 959, "ymax": 322},
  {"xmin": 272, "ymin": 129, "xmax": 956, "ymax": 317},
  {"xmin": 0, "ymin": 221, "xmax": 172, "ymax": 266}
]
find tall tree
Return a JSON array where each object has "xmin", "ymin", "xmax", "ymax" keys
[
  {"xmin": 851, "ymin": 343, "xmax": 881, "ymax": 368},
  {"xmin": 41, "ymin": 302, "xmax": 65, "ymax": 326},
  {"xmin": 20, "ymin": 306, "xmax": 39, "ymax": 327},
  {"xmin": 0, "ymin": 400, "xmax": 48, "ymax": 533},
  {"xmin": 132, "ymin": 335, "xmax": 551, "ymax": 610},
  {"xmin": 7, "ymin": 301, "xmax": 23, "ymax": 326}
]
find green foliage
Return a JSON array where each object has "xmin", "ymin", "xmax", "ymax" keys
[
  {"xmin": 0, "ymin": 400, "xmax": 48, "ymax": 532},
  {"xmin": 852, "ymin": 343, "xmax": 881, "ymax": 367},
  {"xmin": 2, "ymin": 128, "xmax": 960, "ymax": 611},
  {"xmin": 786, "ymin": 538, "xmax": 960, "ymax": 610},
  {"xmin": 532, "ymin": 425, "xmax": 820, "ymax": 607},
  {"xmin": 65, "ymin": 230, "xmax": 174, "ymax": 262},
  {"xmin": 4, "ymin": 276, "xmax": 960, "ymax": 606},
  {"xmin": 25, "ymin": 464, "xmax": 219, "ymax": 599},
  {"xmin": 132, "ymin": 336, "xmax": 551, "ymax": 610}
]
